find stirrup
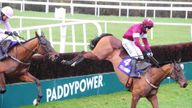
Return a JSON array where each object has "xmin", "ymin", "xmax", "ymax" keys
[{"xmin": 0, "ymin": 54, "xmax": 9, "ymax": 61}]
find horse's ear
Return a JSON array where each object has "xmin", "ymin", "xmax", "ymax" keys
[
  {"xmin": 41, "ymin": 32, "xmax": 45, "ymax": 37},
  {"xmin": 35, "ymin": 31, "xmax": 39, "ymax": 38}
]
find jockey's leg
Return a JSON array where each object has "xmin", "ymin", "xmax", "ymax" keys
[
  {"xmin": 122, "ymin": 39, "xmax": 141, "ymax": 78},
  {"xmin": 0, "ymin": 47, "xmax": 7, "ymax": 60}
]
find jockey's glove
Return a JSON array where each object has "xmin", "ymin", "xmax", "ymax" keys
[
  {"xmin": 13, "ymin": 31, "xmax": 19, "ymax": 36},
  {"xmin": 4, "ymin": 31, "xmax": 13, "ymax": 36},
  {"xmin": 146, "ymin": 51, "xmax": 153, "ymax": 57},
  {"xmin": 144, "ymin": 50, "xmax": 153, "ymax": 58}
]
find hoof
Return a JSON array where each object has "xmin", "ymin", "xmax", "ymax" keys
[
  {"xmin": 0, "ymin": 89, "xmax": 6, "ymax": 94},
  {"xmin": 33, "ymin": 99, "xmax": 39, "ymax": 106}
]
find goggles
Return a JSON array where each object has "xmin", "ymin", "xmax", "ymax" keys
[{"xmin": 144, "ymin": 25, "xmax": 153, "ymax": 29}]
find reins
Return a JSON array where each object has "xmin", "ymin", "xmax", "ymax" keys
[
  {"xmin": 144, "ymin": 62, "xmax": 175, "ymax": 89},
  {"xmin": 6, "ymin": 35, "xmax": 41, "ymax": 65}
]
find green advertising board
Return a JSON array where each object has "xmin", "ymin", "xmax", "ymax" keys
[{"xmin": 0, "ymin": 62, "xmax": 192, "ymax": 108}]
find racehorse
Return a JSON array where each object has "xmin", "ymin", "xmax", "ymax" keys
[
  {"xmin": 0, "ymin": 32, "xmax": 58, "ymax": 106},
  {"xmin": 61, "ymin": 33, "xmax": 188, "ymax": 108}
]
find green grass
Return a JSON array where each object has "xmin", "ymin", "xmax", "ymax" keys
[{"xmin": 21, "ymin": 80, "xmax": 192, "ymax": 108}]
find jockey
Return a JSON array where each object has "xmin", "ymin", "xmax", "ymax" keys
[
  {"xmin": 122, "ymin": 18, "xmax": 154, "ymax": 78},
  {"xmin": 0, "ymin": 6, "xmax": 19, "ymax": 60}
]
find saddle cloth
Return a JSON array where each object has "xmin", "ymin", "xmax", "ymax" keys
[
  {"xmin": 0, "ymin": 40, "xmax": 19, "ymax": 58},
  {"xmin": 118, "ymin": 56, "xmax": 151, "ymax": 77}
]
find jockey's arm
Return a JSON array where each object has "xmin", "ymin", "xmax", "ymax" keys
[
  {"xmin": 133, "ymin": 33, "xmax": 145, "ymax": 52},
  {"xmin": 141, "ymin": 34, "xmax": 151, "ymax": 51},
  {"xmin": 3, "ymin": 21, "xmax": 13, "ymax": 32}
]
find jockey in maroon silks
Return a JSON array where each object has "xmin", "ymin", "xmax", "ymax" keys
[{"xmin": 122, "ymin": 18, "xmax": 154, "ymax": 78}]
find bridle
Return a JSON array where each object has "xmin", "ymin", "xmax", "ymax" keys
[
  {"xmin": 144, "ymin": 62, "xmax": 180, "ymax": 89},
  {"xmin": 8, "ymin": 36, "xmax": 50, "ymax": 65}
]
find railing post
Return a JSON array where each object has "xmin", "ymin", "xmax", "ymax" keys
[
  {"xmin": 119, "ymin": 2, "xmax": 122, "ymax": 17},
  {"xmin": 153, "ymin": 9, "xmax": 156, "ymax": 19},
  {"xmin": 48, "ymin": 27, "xmax": 53, "ymax": 47},
  {"xmin": 70, "ymin": 0, "xmax": 74, "ymax": 15},
  {"xmin": 60, "ymin": 25, "xmax": 67, "ymax": 53},
  {"xmin": 191, "ymin": 24, "xmax": 192, "ymax": 40},
  {"xmin": 45, "ymin": 0, "xmax": 49, "ymax": 13},
  {"xmin": 185, "ymin": 11, "xmax": 188, "ymax": 20},
  {"xmin": 170, "ymin": 3, "xmax": 173, "ymax": 18},
  {"xmin": 95, "ymin": 1, "xmax": 98, "ymax": 16},
  {"xmin": 83, "ymin": 24, "xmax": 87, "ymax": 51},
  {"xmin": 19, "ymin": 17, "xmax": 23, "ymax": 33},
  {"xmin": 144, "ymin": 3, "xmax": 147, "ymax": 18},
  {"xmin": 71, "ymin": 25, "xmax": 76, "ymax": 52},
  {"xmin": 127, "ymin": 8, "xmax": 129, "ymax": 18},
  {"xmin": 151, "ymin": 28, "xmax": 154, "ymax": 40}
]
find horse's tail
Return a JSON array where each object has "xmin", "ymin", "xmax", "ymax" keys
[{"xmin": 89, "ymin": 33, "xmax": 113, "ymax": 50}]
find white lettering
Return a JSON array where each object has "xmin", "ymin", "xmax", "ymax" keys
[
  {"xmin": 86, "ymin": 77, "xmax": 93, "ymax": 90},
  {"xmin": 57, "ymin": 86, "xmax": 63, "ymax": 100},
  {"xmin": 74, "ymin": 81, "xmax": 80, "ymax": 94},
  {"xmin": 46, "ymin": 75, "xmax": 104, "ymax": 102},
  {"xmin": 69, "ymin": 82, "xmax": 75, "ymax": 95},
  {"xmin": 63, "ymin": 84, "xmax": 69, "ymax": 97},
  {"xmin": 46, "ymin": 88, "xmax": 52, "ymax": 102},
  {"xmin": 94, "ymin": 76, "xmax": 98, "ymax": 88},
  {"xmin": 98, "ymin": 75, "xmax": 103, "ymax": 87},
  {"xmin": 50, "ymin": 87, "xmax": 57, "ymax": 101},
  {"xmin": 79, "ymin": 79, "xmax": 86, "ymax": 92}
]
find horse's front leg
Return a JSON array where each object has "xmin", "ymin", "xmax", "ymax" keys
[
  {"xmin": 0, "ymin": 73, "xmax": 6, "ymax": 93},
  {"xmin": 19, "ymin": 71, "xmax": 42, "ymax": 106},
  {"xmin": 130, "ymin": 95, "xmax": 140, "ymax": 108},
  {"xmin": 146, "ymin": 95, "xmax": 159, "ymax": 108}
]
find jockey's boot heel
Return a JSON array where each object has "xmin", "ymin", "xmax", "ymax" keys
[{"xmin": 0, "ymin": 54, "xmax": 8, "ymax": 61}]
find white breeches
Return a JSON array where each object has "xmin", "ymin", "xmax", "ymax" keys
[{"xmin": 122, "ymin": 38, "xmax": 144, "ymax": 59}]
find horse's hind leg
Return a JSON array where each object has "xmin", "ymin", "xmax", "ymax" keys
[
  {"xmin": 146, "ymin": 95, "xmax": 159, "ymax": 108},
  {"xmin": 0, "ymin": 73, "xmax": 6, "ymax": 93},
  {"xmin": 19, "ymin": 72, "xmax": 42, "ymax": 106},
  {"xmin": 62, "ymin": 51, "xmax": 99, "ymax": 66}
]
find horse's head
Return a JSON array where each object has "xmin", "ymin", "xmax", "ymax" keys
[
  {"xmin": 169, "ymin": 60, "xmax": 188, "ymax": 88},
  {"xmin": 35, "ymin": 32, "xmax": 59, "ymax": 61}
]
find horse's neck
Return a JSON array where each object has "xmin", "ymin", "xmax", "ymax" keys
[
  {"xmin": 146, "ymin": 64, "xmax": 172, "ymax": 86},
  {"xmin": 11, "ymin": 38, "xmax": 39, "ymax": 61}
]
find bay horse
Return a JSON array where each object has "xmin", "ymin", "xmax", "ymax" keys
[
  {"xmin": 62, "ymin": 33, "xmax": 188, "ymax": 108},
  {"xmin": 0, "ymin": 32, "xmax": 58, "ymax": 106}
]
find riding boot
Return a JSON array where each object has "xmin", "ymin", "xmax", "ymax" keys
[
  {"xmin": 62, "ymin": 53, "xmax": 85, "ymax": 66},
  {"xmin": 129, "ymin": 59, "xmax": 140, "ymax": 78},
  {"xmin": 71, "ymin": 54, "xmax": 85, "ymax": 67},
  {"xmin": 0, "ymin": 48, "xmax": 8, "ymax": 61}
]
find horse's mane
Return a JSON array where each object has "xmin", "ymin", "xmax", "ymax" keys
[{"xmin": 21, "ymin": 36, "xmax": 37, "ymax": 44}]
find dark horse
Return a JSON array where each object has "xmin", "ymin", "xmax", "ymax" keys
[
  {"xmin": 0, "ymin": 32, "xmax": 58, "ymax": 106},
  {"xmin": 62, "ymin": 33, "xmax": 188, "ymax": 108}
]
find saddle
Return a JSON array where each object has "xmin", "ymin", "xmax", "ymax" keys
[
  {"xmin": 118, "ymin": 57, "xmax": 151, "ymax": 76},
  {"xmin": 118, "ymin": 56, "xmax": 151, "ymax": 89},
  {"xmin": 0, "ymin": 40, "xmax": 19, "ymax": 61}
]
